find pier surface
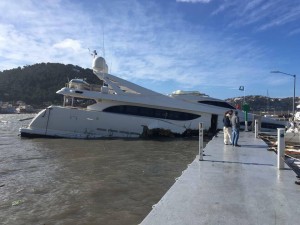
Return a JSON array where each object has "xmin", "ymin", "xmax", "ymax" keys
[{"xmin": 141, "ymin": 131, "xmax": 299, "ymax": 225}]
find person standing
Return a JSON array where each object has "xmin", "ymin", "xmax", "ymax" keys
[
  {"xmin": 231, "ymin": 111, "xmax": 241, "ymax": 147},
  {"xmin": 223, "ymin": 110, "xmax": 233, "ymax": 145}
]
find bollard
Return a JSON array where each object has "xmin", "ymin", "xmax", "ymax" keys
[
  {"xmin": 254, "ymin": 119, "xmax": 258, "ymax": 138},
  {"xmin": 199, "ymin": 123, "xmax": 204, "ymax": 161},
  {"xmin": 245, "ymin": 121, "xmax": 248, "ymax": 132},
  {"xmin": 277, "ymin": 128, "xmax": 285, "ymax": 169}
]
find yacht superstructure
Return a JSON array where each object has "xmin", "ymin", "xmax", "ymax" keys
[{"xmin": 170, "ymin": 90, "xmax": 287, "ymax": 131}]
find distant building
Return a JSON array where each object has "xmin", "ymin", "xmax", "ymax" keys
[
  {"xmin": 0, "ymin": 102, "xmax": 16, "ymax": 114},
  {"xmin": 16, "ymin": 105, "xmax": 35, "ymax": 114}
]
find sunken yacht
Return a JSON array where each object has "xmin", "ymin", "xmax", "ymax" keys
[{"xmin": 20, "ymin": 52, "xmax": 286, "ymax": 139}]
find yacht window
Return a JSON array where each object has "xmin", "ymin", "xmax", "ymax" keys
[
  {"xmin": 198, "ymin": 100, "xmax": 235, "ymax": 109},
  {"xmin": 65, "ymin": 97, "xmax": 96, "ymax": 108},
  {"xmin": 126, "ymin": 106, "xmax": 138, "ymax": 114},
  {"xmin": 103, "ymin": 105, "xmax": 200, "ymax": 121},
  {"xmin": 261, "ymin": 122, "xmax": 285, "ymax": 129},
  {"xmin": 168, "ymin": 111, "xmax": 180, "ymax": 120},
  {"xmin": 140, "ymin": 107, "xmax": 154, "ymax": 117},
  {"xmin": 154, "ymin": 109, "xmax": 165, "ymax": 118}
]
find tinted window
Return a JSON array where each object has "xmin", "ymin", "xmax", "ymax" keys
[
  {"xmin": 103, "ymin": 105, "xmax": 200, "ymax": 121},
  {"xmin": 199, "ymin": 100, "xmax": 235, "ymax": 109},
  {"xmin": 261, "ymin": 122, "xmax": 285, "ymax": 129}
]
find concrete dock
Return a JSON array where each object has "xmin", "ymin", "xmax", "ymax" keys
[{"xmin": 141, "ymin": 131, "xmax": 300, "ymax": 225}]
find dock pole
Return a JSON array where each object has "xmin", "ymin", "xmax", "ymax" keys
[
  {"xmin": 254, "ymin": 119, "xmax": 258, "ymax": 138},
  {"xmin": 245, "ymin": 121, "xmax": 249, "ymax": 132},
  {"xmin": 277, "ymin": 128, "xmax": 285, "ymax": 169},
  {"xmin": 199, "ymin": 123, "xmax": 204, "ymax": 161}
]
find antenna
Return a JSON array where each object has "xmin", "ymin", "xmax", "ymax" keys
[
  {"xmin": 102, "ymin": 28, "xmax": 105, "ymax": 58},
  {"xmin": 110, "ymin": 62, "xmax": 112, "ymax": 74},
  {"xmin": 93, "ymin": 50, "xmax": 97, "ymax": 57},
  {"xmin": 267, "ymin": 89, "xmax": 269, "ymax": 113},
  {"xmin": 88, "ymin": 48, "xmax": 97, "ymax": 58}
]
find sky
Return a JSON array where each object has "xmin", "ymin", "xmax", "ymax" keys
[{"xmin": 0, "ymin": 0, "xmax": 299, "ymax": 100}]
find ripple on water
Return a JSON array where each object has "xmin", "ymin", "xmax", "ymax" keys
[{"xmin": 0, "ymin": 114, "xmax": 204, "ymax": 225}]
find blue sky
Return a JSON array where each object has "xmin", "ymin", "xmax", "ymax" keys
[{"xmin": 0, "ymin": 0, "xmax": 299, "ymax": 100}]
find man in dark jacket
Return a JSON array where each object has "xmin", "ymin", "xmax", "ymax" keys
[{"xmin": 231, "ymin": 111, "xmax": 241, "ymax": 147}]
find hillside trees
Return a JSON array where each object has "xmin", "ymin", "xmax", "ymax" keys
[{"xmin": 0, "ymin": 63, "xmax": 101, "ymax": 107}]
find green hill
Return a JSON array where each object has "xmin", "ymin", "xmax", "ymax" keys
[
  {"xmin": 0, "ymin": 63, "xmax": 101, "ymax": 107},
  {"xmin": 225, "ymin": 95, "xmax": 300, "ymax": 114}
]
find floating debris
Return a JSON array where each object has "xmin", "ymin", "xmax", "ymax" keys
[
  {"xmin": 259, "ymin": 133, "xmax": 300, "ymax": 159},
  {"xmin": 12, "ymin": 200, "xmax": 24, "ymax": 206},
  {"xmin": 260, "ymin": 132, "xmax": 300, "ymax": 180},
  {"xmin": 284, "ymin": 155, "xmax": 300, "ymax": 177},
  {"xmin": 18, "ymin": 117, "xmax": 34, "ymax": 122}
]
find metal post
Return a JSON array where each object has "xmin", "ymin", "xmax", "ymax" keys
[
  {"xmin": 63, "ymin": 96, "xmax": 66, "ymax": 107},
  {"xmin": 254, "ymin": 119, "xmax": 258, "ymax": 138},
  {"xmin": 243, "ymin": 88, "xmax": 245, "ymax": 105},
  {"xmin": 277, "ymin": 128, "xmax": 285, "ymax": 169},
  {"xmin": 245, "ymin": 121, "xmax": 248, "ymax": 132},
  {"xmin": 293, "ymin": 74, "xmax": 296, "ymax": 120},
  {"xmin": 270, "ymin": 71, "xmax": 297, "ymax": 120},
  {"xmin": 199, "ymin": 123, "xmax": 204, "ymax": 161}
]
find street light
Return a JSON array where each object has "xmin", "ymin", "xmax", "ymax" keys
[
  {"xmin": 270, "ymin": 71, "xmax": 296, "ymax": 120},
  {"xmin": 239, "ymin": 85, "xmax": 245, "ymax": 104}
]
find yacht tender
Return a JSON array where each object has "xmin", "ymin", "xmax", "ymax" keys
[{"xmin": 19, "ymin": 54, "xmax": 286, "ymax": 139}]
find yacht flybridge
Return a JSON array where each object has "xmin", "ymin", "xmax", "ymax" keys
[{"xmin": 20, "ymin": 53, "xmax": 286, "ymax": 139}]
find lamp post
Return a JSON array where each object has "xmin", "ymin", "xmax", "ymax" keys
[
  {"xmin": 239, "ymin": 86, "xmax": 249, "ymax": 131},
  {"xmin": 270, "ymin": 71, "xmax": 296, "ymax": 120},
  {"xmin": 239, "ymin": 86, "xmax": 245, "ymax": 104}
]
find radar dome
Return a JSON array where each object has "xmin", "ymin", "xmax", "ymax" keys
[{"xmin": 93, "ymin": 56, "xmax": 108, "ymax": 73}]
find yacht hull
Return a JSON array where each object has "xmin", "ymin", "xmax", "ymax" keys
[
  {"xmin": 20, "ymin": 106, "xmax": 211, "ymax": 139},
  {"xmin": 285, "ymin": 132, "xmax": 300, "ymax": 145}
]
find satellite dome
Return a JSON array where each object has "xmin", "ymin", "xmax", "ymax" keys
[{"xmin": 93, "ymin": 56, "xmax": 108, "ymax": 73}]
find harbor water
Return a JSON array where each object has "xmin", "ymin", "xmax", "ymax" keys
[{"xmin": 0, "ymin": 114, "xmax": 203, "ymax": 225}]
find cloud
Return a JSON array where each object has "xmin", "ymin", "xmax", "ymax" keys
[
  {"xmin": 176, "ymin": 0, "xmax": 212, "ymax": 3},
  {"xmin": 0, "ymin": 1, "xmax": 265, "ymax": 81},
  {"xmin": 212, "ymin": 0, "xmax": 300, "ymax": 31},
  {"xmin": 289, "ymin": 28, "xmax": 300, "ymax": 36},
  {"xmin": 0, "ymin": 0, "xmax": 297, "ymax": 98},
  {"xmin": 0, "ymin": 0, "xmax": 94, "ymax": 69},
  {"xmin": 53, "ymin": 39, "xmax": 82, "ymax": 52}
]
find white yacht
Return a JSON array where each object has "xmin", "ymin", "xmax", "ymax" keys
[
  {"xmin": 19, "ymin": 53, "xmax": 286, "ymax": 139},
  {"xmin": 285, "ymin": 104, "xmax": 300, "ymax": 144}
]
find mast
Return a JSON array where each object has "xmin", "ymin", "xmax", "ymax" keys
[{"xmin": 267, "ymin": 89, "xmax": 269, "ymax": 114}]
